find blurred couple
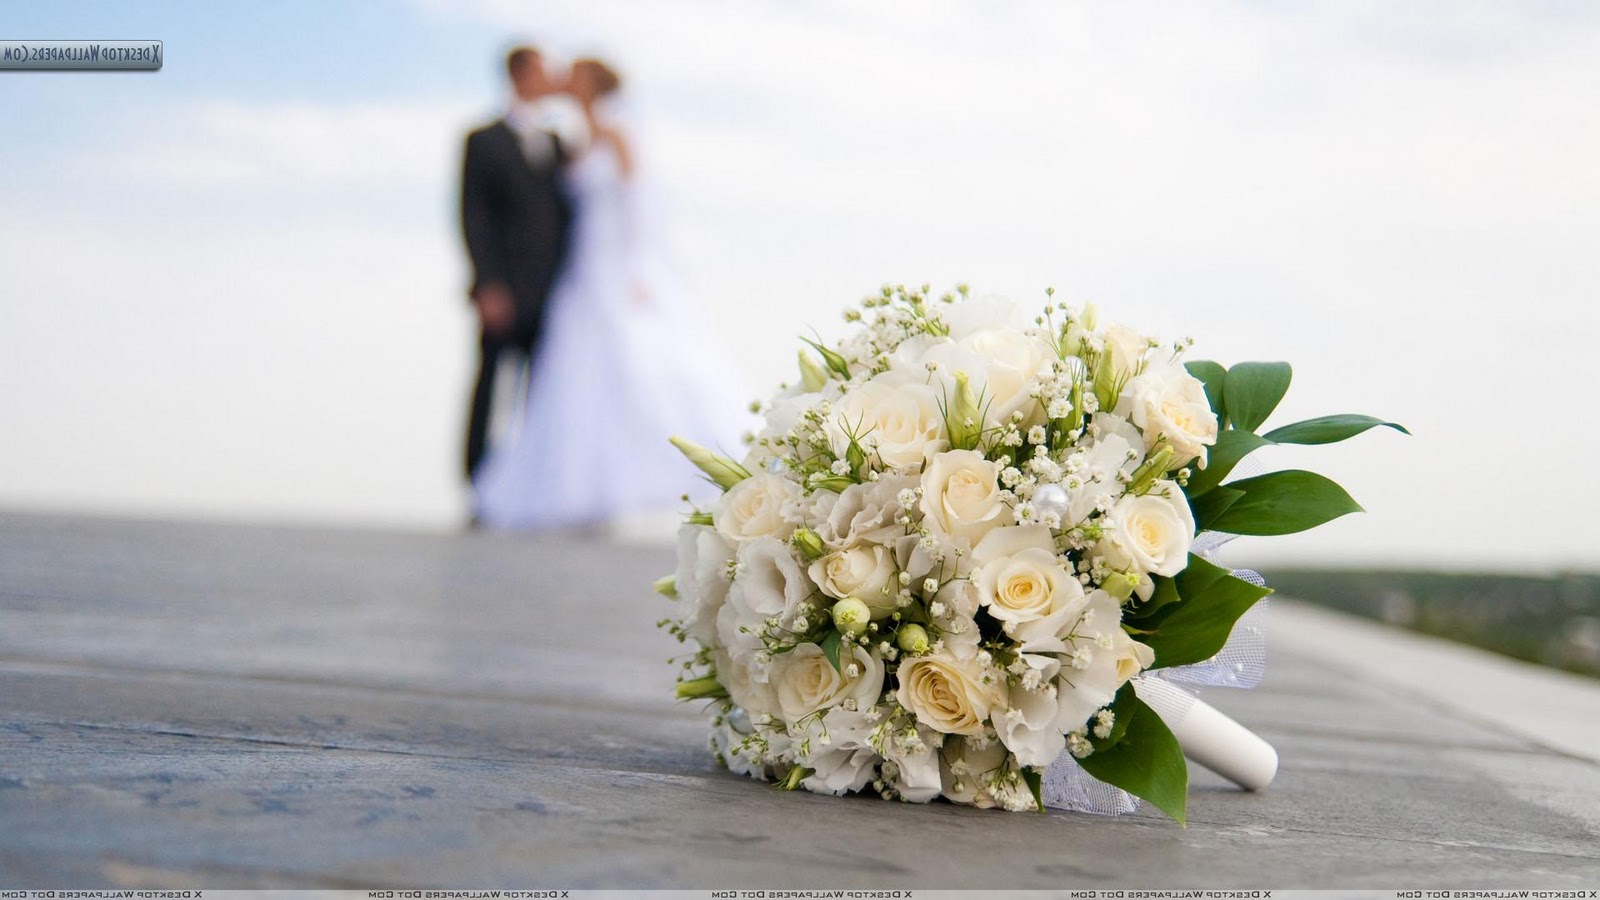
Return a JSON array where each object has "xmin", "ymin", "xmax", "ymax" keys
[{"xmin": 460, "ymin": 46, "xmax": 746, "ymax": 531}]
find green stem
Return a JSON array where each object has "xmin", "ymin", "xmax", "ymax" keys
[{"xmin": 777, "ymin": 765, "xmax": 813, "ymax": 791}]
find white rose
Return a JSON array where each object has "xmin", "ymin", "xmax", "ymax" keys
[
  {"xmin": 829, "ymin": 373, "xmax": 948, "ymax": 470},
  {"xmin": 801, "ymin": 740, "xmax": 878, "ymax": 796},
  {"xmin": 1102, "ymin": 322, "xmax": 1151, "ymax": 379},
  {"xmin": 919, "ymin": 449, "xmax": 1008, "ymax": 547},
  {"xmin": 770, "ymin": 643, "xmax": 884, "ymax": 723},
  {"xmin": 895, "ymin": 651, "xmax": 1006, "ymax": 736},
  {"xmin": 880, "ymin": 719, "xmax": 944, "ymax": 803},
  {"xmin": 971, "ymin": 525, "xmax": 1087, "ymax": 630},
  {"xmin": 939, "ymin": 735, "xmax": 1011, "ymax": 808},
  {"xmin": 1064, "ymin": 419, "xmax": 1145, "ymax": 525},
  {"xmin": 715, "ymin": 648, "xmax": 779, "ymax": 723},
  {"xmin": 940, "ymin": 723, "xmax": 1056, "ymax": 810},
  {"xmin": 711, "ymin": 717, "xmax": 770, "ymax": 780},
  {"xmin": 914, "ymin": 579, "xmax": 983, "ymax": 659},
  {"xmin": 1115, "ymin": 359, "xmax": 1218, "ymax": 466},
  {"xmin": 941, "ymin": 294, "xmax": 1029, "ymax": 339},
  {"xmin": 908, "ymin": 331, "xmax": 1052, "ymax": 429},
  {"xmin": 957, "ymin": 328, "xmax": 1053, "ymax": 424},
  {"xmin": 715, "ymin": 473, "xmax": 799, "ymax": 544},
  {"xmin": 811, "ymin": 474, "xmax": 918, "ymax": 548},
  {"xmin": 1051, "ymin": 592, "xmax": 1154, "ymax": 731},
  {"xmin": 808, "ymin": 542, "xmax": 898, "ymax": 617},
  {"xmin": 1097, "ymin": 481, "xmax": 1195, "ymax": 579},
  {"xmin": 995, "ymin": 680, "xmax": 1068, "ymax": 768},
  {"xmin": 717, "ymin": 537, "xmax": 812, "ymax": 661},
  {"xmin": 1093, "ymin": 411, "xmax": 1146, "ymax": 450},
  {"xmin": 742, "ymin": 392, "xmax": 820, "ymax": 471},
  {"xmin": 674, "ymin": 523, "xmax": 735, "ymax": 646}
]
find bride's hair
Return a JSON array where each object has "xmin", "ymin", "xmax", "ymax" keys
[{"xmin": 573, "ymin": 58, "xmax": 622, "ymax": 97}]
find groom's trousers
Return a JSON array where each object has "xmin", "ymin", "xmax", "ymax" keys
[{"xmin": 464, "ymin": 319, "xmax": 540, "ymax": 481}]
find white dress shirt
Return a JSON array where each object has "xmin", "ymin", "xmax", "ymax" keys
[{"xmin": 505, "ymin": 95, "xmax": 590, "ymax": 165}]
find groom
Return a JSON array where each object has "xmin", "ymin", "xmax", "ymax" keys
[{"xmin": 459, "ymin": 45, "xmax": 577, "ymax": 481}]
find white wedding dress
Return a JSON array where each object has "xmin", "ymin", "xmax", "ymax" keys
[{"xmin": 473, "ymin": 134, "xmax": 750, "ymax": 530}]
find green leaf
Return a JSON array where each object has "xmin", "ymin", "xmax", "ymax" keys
[
  {"xmin": 1263, "ymin": 414, "xmax": 1410, "ymax": 445},
  {"xmin": 1143, "ymin": 554, "xmax": 1273, "ymax": 669},
  {"xmin": 1089, "ymin": 682, "xmax": 1140, "ymax": 752},
  {"xmin": 820, "ymin": 633, "xmax": 843, "ymax": 673},
  {"xmin": 1123, "ymin": 575, "xmax": 1184, "ymax": 633},
  {"xmin": 1207, "ymin": 469, "xmax": 1363, "ymax": 536},
  {"xmin": 1187, "ymin": 429, "xmax": 1271, "ymax": 496},
  {"xmin": 1129, "ymin": 572, "xmax": 1181, "ymax": 618},
  {"xmin": 1174, "ymin": 551, "xmax": 1230, "ymax": 596},
  {"xmin": 1222, "ymin": 361, "xmax": 1292, "ymax": 433},
  {"xmin": 1021, "ymin": 767, "xmax": 1045, "ymax": 813},
  {"xmin": 1190, "ymin": 485, "xmax": 1244, "ymax": 532},
  {"xmin": 1188, "ymin": 415, "xmax": 1407, "ymax": 497},
  {"xmin": 1076, "ymin": 694, "xmax": 1189, "ymax": 825},
  {"xmin": 1184, "ymin": 360, "xmax": 1227, "ymax": 426}
]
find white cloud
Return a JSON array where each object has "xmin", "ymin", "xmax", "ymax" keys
[{"xmin": 91, "ymin": 98, "xmax": 480, "ymax": 189}]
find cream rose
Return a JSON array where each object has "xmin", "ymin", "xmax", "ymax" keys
[
  {"xmin": 971, "ymin": 525, "xmax": 1085, "ymax": 629},
  {"xmin": 808, "ymin": 542, "xmax": 898, "ymax": 617},
  {"xmin": 1115, "ymin": 360, "xmax": 1218, "ymax": 466},
  {"xmin": 1112, "ymin": 628, "xmax": 1156, "ymax": 684},
  {"xmin": 895, "ymin": 651, "xmax": 1005, "ymax": 736},
  {"xmin": 715, "ymin": 473, "xmax": 799, "ymax": 544},
  {"xmin": 829, "ymin": 374, "xmax": 948, "ymax": 470},
  {"xmin": 919, "ymin": 449, "xmax": 1008, "ymax": 547},
  {"xmin": 769, "ymin": 643, "xmax": 884, "ymax": 722},
  {"xmin": 1097, "ymin": 482, "xmax": 1195, "ymax": 579}
]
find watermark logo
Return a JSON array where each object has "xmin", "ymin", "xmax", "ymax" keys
[{"xmin": 0, "ymin": 40, "xmax": 162, "ymax": 71}]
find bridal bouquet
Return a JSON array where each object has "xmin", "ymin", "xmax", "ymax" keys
[{"xmin": 659, "ymin": 285, "xmax": 1401, "ymax": 823}]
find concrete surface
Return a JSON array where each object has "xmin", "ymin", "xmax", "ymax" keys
[{"xmin": 0, "ymin": 511, "xmax": 1597, "ymax": 889}]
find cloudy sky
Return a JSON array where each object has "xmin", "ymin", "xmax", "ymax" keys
[{"xmin": 2, "ymin": 1, "xmax": 1597, "ymax": 569}]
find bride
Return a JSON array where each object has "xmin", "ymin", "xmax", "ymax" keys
[{"xmin": 473, "ymin": 58, "xmax": 750, "ymax": 530}]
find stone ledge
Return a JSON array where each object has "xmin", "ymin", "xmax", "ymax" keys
[{"xmin": 0, "ymin": 511, "xmax": 1596, "ymax": 888}]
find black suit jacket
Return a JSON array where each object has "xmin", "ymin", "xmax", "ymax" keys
[{"xmin": 460, "ymin": 120, "xmax": 573, "ymax": 336}]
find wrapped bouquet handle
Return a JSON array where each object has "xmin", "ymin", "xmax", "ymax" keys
[{"xmin": 1136, "ymin": 677, "xmax": 1277, "ymax": 791}]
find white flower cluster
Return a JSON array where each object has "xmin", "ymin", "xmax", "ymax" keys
[{"xmin": 663, "ymin": 285, "xmax": 1219, "ymax": 810}]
